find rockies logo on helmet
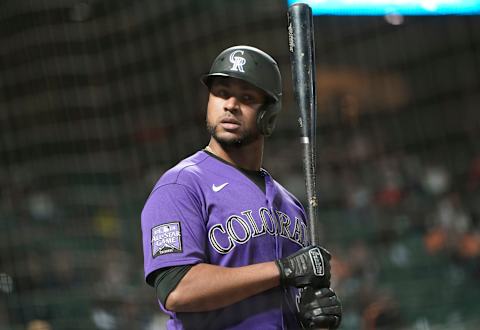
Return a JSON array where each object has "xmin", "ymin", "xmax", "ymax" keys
[{"xmin": 229, "ymin": 50, "xmax": 246, "ymax": 72}]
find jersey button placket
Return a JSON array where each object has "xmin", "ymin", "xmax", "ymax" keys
[{"xmin": 263, "ymin": 173, "xmax": 280, "ymax": 259}]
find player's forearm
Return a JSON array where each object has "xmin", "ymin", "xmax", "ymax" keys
[{"xmin": 165, "ymin": 261, "xmax": 280, "ymax": 312}]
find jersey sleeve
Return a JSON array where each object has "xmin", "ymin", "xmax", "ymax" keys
[{"xmin": 142, "ymin": 183, "xmax": 206, "ymax": 284}]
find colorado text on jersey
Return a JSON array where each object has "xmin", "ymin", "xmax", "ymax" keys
[{"xmin": 208, "ymin": 207, "xmax": 309, "ymax": 254}]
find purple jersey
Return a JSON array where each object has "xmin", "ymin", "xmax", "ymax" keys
[{"xmin": 142, "ymin": 150, "xmax": 309, "ymax": 329}]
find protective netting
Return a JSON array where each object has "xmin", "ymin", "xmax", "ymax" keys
[{"xmin": 1, "ymin": 0, "xmax": 479, "ymax": 329}]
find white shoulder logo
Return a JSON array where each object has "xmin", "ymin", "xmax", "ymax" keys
[
  {"xmin": 229, "ymin": 50, "xmax": 246, "ymax": 72},
  {"xmin": 212, "ymin": 182, "xmax": 229, "ymax": 192}
]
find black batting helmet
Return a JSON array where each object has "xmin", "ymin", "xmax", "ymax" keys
[{"xmin": 201, "ymin": 45, "xmax": 282, "ymax": 136}]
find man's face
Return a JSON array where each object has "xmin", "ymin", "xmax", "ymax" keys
[{"xmin": 206, "ymin": 77, "xmax": 267, "ymax": 148}]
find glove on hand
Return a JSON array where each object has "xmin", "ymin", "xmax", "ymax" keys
[
  {"xmin": 298, "ymin": 287, "xmax": 342, "ymax": 330},
  {"xmin": 275, "ymin": 245, "xmax": 331, "ymax": 288}
]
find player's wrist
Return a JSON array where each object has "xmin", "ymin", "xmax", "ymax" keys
[{"xmin": 274, "ymin": 259, "xmax": 287, "ymax": 286}]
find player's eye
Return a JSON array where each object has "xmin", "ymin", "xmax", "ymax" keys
[
  {"xmin": 212, "ymin": 87, "xmax": 229, "ymax": 99},
  {"xmin": 242, "ymin": 93, "xmax": 261, "ymax": 105},
  {"xmin": 242, "ymin": 94, "xmax": 253, "ymax": 102}
]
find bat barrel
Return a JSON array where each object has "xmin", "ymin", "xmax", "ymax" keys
[{"xmin": 288, "ymin": 3, "xmax": 317, "ymax": 141}]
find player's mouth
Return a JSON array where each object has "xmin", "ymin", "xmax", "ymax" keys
[{"xmin": 220, "ymin": 117, "xmax": 241, "ymax": 130}]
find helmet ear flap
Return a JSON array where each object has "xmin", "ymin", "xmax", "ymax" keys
[{"xmin": 257, "ymin": 102, "xmax": 281, "ymax": 137}]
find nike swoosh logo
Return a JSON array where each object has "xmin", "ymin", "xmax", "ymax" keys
[{"xmin": 212, "ymin": 182, "xmax": 229, "ymax": 192}]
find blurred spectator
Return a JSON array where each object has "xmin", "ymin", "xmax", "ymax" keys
[
  {"xmin": 330, "ymin": 241, "xmax": 378, "ymax": 300},
  {"xmin": 91, "ymin": 306, "xmax": 116, "ymax": 330},
  {"xmin": 362, "ymin": 291, "xmax": 403, "ymax": 330},
  {"xmin": 26, "ymin": 320, "xmax": 52, "ymax": 330},
  {"xmin": 420, "ymin": 165, "xmax": 451, "ymax": 196},
  {"xmin": 93, "ymin": 207, "xmax": 122, "ymax": 241},
  {"xmin": 346, "ymin": 133, "xmax": 374, "ymax": 163},
  {"xmin": 27, "ymin": 192, "xmax": 56, "ymax": 222},
  {"xmin": 458, "ymin": 232, "xmax": 480, "ymax": 259},
  {"xmin": 424, "ymin": 191, "xmax": 474, "ymax": 257},
  {"xmin": 374, "ymin": 156, "xmax": 405, "ymax": 209},
  {"xmin": 145, "ymin": 314, "xmax": 169, "ymax": 330}
]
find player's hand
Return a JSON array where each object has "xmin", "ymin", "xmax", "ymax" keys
[
  {"xmin": 298, "ymin": 287, "xmax": 342, "ymax": 329},
  {"xmin": 275, "ymin": 245, "xmax": 331, "ymax": 288}
]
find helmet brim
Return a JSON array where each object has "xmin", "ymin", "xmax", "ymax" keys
[{"xmin": 201, "ymin": 72, "xmax": 279, "ymax": 103}]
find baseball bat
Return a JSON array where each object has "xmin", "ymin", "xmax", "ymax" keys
[{"xmin": 287, "ymin": 3, "xmax": 319, "ymax": 246}]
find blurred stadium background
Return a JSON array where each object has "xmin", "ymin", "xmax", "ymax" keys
[{"xmin": 1, "ymin": 0, "xmax": 480, "ymax": 329}]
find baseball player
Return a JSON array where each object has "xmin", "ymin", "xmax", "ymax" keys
[{"xmin": 142, "ymin": 45, "xmax": 342, "ymax": 330}]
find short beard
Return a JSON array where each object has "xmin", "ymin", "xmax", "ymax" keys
[{"xmin": 206, "ymin": 121, "xmax": 260, "ymax": 149}]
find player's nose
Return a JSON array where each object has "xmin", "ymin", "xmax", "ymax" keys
[{"xmin": 223, "ymin": 96, "xmax": 241, "ymax": 112}]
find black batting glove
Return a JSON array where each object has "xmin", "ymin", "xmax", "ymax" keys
[
  {"xmin": 275, "ymin": 245, "xmax": 331, "ymax": 288},
  {"xmin": 298, "ymin": 287, "xmax": 342, "ymax": 330}
]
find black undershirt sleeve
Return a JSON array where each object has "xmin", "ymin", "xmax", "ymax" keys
[{"xmin": 151, "ymin": 265, "xmax": 194, "ymax": 306}]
